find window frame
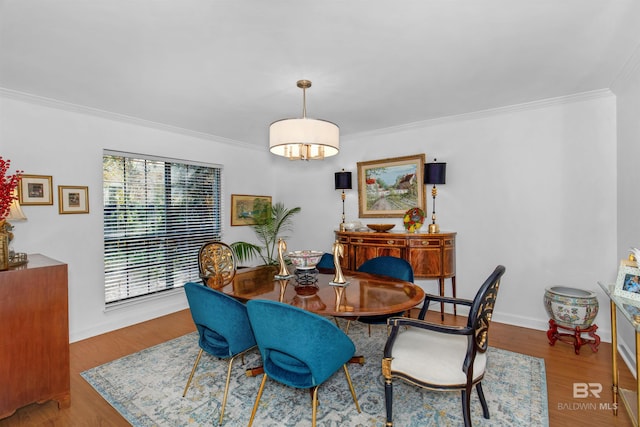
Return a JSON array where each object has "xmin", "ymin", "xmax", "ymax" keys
[{"xmin": 103, "ymin": 150, "xmax": 223, "ymax": 307}]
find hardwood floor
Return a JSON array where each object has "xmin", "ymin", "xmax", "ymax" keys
[{"xmin": 0, "ymin": 308, "xmax": 635, "ymax": 426}]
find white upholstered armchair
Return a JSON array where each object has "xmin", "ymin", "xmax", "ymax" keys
[{"xmin": 382, "ymin": 265, "xmax": 506, "ymax": 427}]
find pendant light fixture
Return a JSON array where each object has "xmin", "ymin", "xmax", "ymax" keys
[{"xmin": 269, "ymin": 80, "xmax": 339, "ymax": 160}]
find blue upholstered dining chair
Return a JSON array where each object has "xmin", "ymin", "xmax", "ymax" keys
[
  {"xmin": 315, "ymin": 252, "xmax": 334, "ymax": 273},
  {"xmin": 382, "ymin": 265, "xmax": 506, "ymax": 427},
  {"xmin": 351, "ymin": 256, "xmax": 415, "ymax": 335},
  {"xmin": 246, "ymin": 299, "xmax": 361, "ymax": 427},
  {"xmin": 182, "ymin": 282, "xmax": 257, "ymax": 426}
]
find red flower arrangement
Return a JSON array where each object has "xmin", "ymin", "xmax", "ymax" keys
[{"xmin": 0, "ymin": 157, "xmax": 23, "ymax": 222}]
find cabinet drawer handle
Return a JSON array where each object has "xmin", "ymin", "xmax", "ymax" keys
[
  {"xmin": 387, "ymin": 240, "xmax": 395, "ymax": 245},
  {"xmin": 356, "ymin": 239, "xmax": 363, "ymax": 243}
]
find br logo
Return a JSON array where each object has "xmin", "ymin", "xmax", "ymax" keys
[{"xmin": 573, "ymin": 383, "xmax": 602, "ymax": 398}]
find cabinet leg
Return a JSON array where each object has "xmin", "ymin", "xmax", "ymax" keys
[
  {"xmin": 55, "ymin": 393, "xmax": 71, "ymax": 409},
  {"xmin": 451, "ymin": 276, "xmax": 457, "ymax": 316},
  {"xmin": 439, "ymin": 278, "xmax": 445, "ymax": 321}
]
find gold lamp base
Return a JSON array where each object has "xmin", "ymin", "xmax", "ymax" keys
[{"xmin": 428, "ymin": 223, "xmax": 440, "ymax": 234}]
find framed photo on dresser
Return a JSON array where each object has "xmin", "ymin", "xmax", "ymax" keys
[{"xmin": 614, "ymin": 259, "xmax": 640, "ymax": 301}]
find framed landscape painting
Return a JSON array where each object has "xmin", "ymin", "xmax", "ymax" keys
[
  {"xmin": 230, "ymin": 194, "xmax": 272, "ymax": 226},
  {"xmin": 357, "ymin": 154, "xmax": 425, "ymax": 218}
]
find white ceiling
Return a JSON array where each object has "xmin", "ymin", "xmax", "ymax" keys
[{"xmin": 2, "ymin": 0, "xmax": 640, "ymax": 146}]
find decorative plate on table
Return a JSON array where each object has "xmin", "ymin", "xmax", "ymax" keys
[{"xmin": 403, "ymin": 207, "xmax": 425, "ymax": 233}]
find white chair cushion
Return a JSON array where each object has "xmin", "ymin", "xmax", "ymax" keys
[{"xmin": 390, "ymin": 326, "xmax": 486, "ymax": 387}]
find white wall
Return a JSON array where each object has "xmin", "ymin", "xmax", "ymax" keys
[
  {"xmin": 276, "ymin": 92, "xmax": 618, "ymax": 339},
  {"xmin": 612, "ymin": 47, "xmax": 640, "ymax": 371},
  {"xmin": 0, "ymin": 93, "xmax": 276, "ymax": 342},
  {"xmin": 0, "ymin": 88, "xmax": 620, "ymax": 344}
]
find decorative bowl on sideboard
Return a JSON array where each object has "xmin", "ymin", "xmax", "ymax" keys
[{"xmin": 367, "ymin": 224, "xmax": 395, "ymax": 233}]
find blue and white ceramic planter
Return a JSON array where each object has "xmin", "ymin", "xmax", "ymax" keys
[{"xmin": 544, "ymin": 286, "xmax": 599, "ymax": 329}]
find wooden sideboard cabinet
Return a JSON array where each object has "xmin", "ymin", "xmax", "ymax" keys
[
  {"xmin": 335, "ymin": 230, "xmax": 456, "ymax": 318},
  {"xmin": 0, "ymin": 254, "xmax": 70, "ymax": 419}
]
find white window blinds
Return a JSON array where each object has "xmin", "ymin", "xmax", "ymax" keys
[{"xmin": 103, "ymin": 151, "xmax": 222, "ymax": 305}]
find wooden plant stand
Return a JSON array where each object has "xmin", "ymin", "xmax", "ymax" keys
[{"xmin": 547, "ymin": 319, "xmax": 600, "ymax": 355}]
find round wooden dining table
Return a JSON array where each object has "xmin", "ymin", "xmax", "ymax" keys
[
  {"xmin": 215, "ymin": 265, "xmax": 425, "ymax": 318},
  {"xmin": 212, "ymin": 265, "xmax": 424, "ymax": 371}
]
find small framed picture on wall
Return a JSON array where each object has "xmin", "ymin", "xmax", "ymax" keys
[
  {"xmin": 58, "ymin": 186, "xmax": 89, "ymax": 214},
  {"xmin": 230, "ymin": 194, "xmax": 271, "ymax": 226},
  {"xmin": 19, "ymin": 175, "xmax": 53, "ymax": 205}
]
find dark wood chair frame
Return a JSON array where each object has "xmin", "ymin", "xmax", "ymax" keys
[{"xmin": 382, "ymin": 265, "xmax": 505, "ymax": 427}]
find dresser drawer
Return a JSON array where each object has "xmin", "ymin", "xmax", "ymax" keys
[
  {"xmin": 409, "ymin": 238, "xmax": 442, "ymax": 247},
  {"xmin": 350, "ymin": 236, "xmax": 406, "ymax": 247}
]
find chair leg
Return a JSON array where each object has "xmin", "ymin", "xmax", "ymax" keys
[
  {"xmin": 368, "ymin": 324, "xmax": 372, "ymax": 336},
  {"xmin": 183, "ymin": 348, "xmax": 204, "ymax": 397},
  {"xmin": 384, "ymin": 375, "xmax": 393, "ymax": 426},
  {"xmin": 343, "ymin": 365, "xmax": 361, "ymax": 413},
  {"xmin": 248, "ymin": 374, "xmax": 268, "ymax": 427},
  {"xmin": 311, "ymin": 386, "xmax": 319, "ymax": 427},
  {"xmin": 476, "ymin": 382, "xmax": 490, "ymax": 419},
  {"xmin": 461, "ymin": 387, "xmax": 472, "ymax": 427},
  {"xmin": 334, "ymin": 317, "xmax": 341, "ymax": 328},
  {"xmin": 345, "ymin": 319, "xmax": 352, "ymax": 334},
  {"xmin": 218, "ymin": 354, "xmax": 240, "ymax": 425},
  {"xmin": 418, "ymin": 302, "xmax": 428, "ymax": 320}
]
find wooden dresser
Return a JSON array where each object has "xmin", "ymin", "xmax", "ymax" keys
[
  {"xmin": 0, "ymin": 254, "xmax": 70, "ymax": 419},
  {"xmin": 335, "ymin": 230, "xmax": 456, "ymax": 318}
]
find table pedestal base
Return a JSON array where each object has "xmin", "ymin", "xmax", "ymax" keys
[{"xmin": 547, "ymin": 319, "xmax": 600, "ymax": 354}]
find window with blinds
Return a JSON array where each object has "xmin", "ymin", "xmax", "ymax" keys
[{"xmin": 103, "ymin": 151, "xmax": 222, "ymax": 305}]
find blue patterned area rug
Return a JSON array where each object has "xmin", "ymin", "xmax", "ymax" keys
[{"xmin": 81, "ymin": 321, "xmax": 548, "ymax": 426}]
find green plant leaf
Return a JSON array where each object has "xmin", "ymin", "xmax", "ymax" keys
[{"xmin": 230, "ymin": 202, "xmax": 301, "ymax": 266}]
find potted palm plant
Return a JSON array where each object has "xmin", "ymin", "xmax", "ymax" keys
[{"xmin": 230, "ymin": 202, "xmax": 301, "ymax": 266}]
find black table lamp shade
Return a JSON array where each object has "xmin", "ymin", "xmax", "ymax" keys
[
  {"xmin": 335, "ymin": 170, "xmax": 352, "ymax": 227},
  {"xmin": 424, "ymin": 162, "xmax": 446, "ymax": 185},
  {"xmin": 424, "ymin": 162, "xmax": 447, "ymax": 234},
  {"xmin": 335, "ymin": 171, "xmax": 352, "ymax": 190}
]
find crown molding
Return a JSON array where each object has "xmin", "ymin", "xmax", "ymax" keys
[
  {"xmin": 2, "ymin": 86, "xmax": 614, "ymax": 147},
  {"xmin": 343, "ymin": 89, "xmax": 614, "ymax": 141},
  {"xmin": 0, "ymin": 87, "xmax": 260, "ymax": 151},
  {"xmin": 611, "ymin": 42, "xmax": 640, "ymax": 93}
]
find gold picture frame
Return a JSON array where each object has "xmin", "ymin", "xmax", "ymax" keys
[
  {"xmin": 230, "ymin": 194, "xmax": 272, "ymax": 226},
  {"xmin": 19, "ymin": 174, "xmax": 53, "ymax": 205},
  {"xmin": 357, "ymin": 154, "xmax": 426, "ymax": 218},
  {"xmin": 58, "ymin": 185, "xmax": 89, "ymax": 214}
]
